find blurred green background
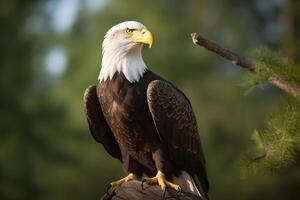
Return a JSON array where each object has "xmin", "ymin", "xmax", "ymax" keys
[{"xmin": 1, "ymin": 0, "xmax": 300, "ymax": 199}]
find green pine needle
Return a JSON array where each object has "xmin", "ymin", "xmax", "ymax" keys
[
  {"xmin": 242, "ymin": 98, "xmax": 300, "ymax": 174},
  {"xmin": 243, "ymin": 47, "xmax": 300, "ymax": 88}
]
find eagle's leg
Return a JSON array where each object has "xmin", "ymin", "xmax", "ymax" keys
[
  {"xmin": 110, "ymin": 173, "xmax": 138, "ymax": 187},
  {"xmin": 110, "ymin": 155, "xmax": 142, "ymax": 187},
  {"xmin": 142, "ymin": 149, "xmax": 181, "ymax": 191},
  {"xmin": 142, "ymin": 170, "xmax": 181, "ymax": 191}
]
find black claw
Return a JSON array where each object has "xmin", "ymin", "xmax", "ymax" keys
[
  {"xmin": 106, "ymin": 184, "xmax": 112, "ymax": 194},
  {"xmin": 103, "ymin": 184, "xmax": 117, "ymax": 200},
  {"xmin": 177, "ymin": 187, "xmax": 182, "ymax": 194},
  {"xmin": 175, "ymin": 189, "xmax": 182, "ymax": 200},
  {"xmin": 141, "ymin": 178, "xmax": 146, "ymax": 190},
  {"xmin": 162, "ymin": 188, "xmax": 166, "ymax": 200}
]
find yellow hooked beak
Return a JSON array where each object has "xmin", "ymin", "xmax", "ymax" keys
[{"xmin": 128, "ymin": 29, "xmax": 154, "ymax": 48}]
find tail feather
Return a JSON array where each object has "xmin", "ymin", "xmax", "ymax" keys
[
  {"xmin": 173, "ymin": 171, "xmax": 208, "ymax": 199},
  {"xmin": 194, "ymin": 174, "xmax": 209, "ymax": 199}
]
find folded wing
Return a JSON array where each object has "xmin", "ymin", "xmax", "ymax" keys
[
  {"xmin": 84, "ymin": 85, "xmax": 122, "ymax": 161},
  {"xmin": 147, "ymin": 80, "xmax": 209, "ymax": 197}
]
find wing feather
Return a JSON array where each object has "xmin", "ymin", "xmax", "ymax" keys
[
  {"xmin": 84, "ymin": 85, "xmax": 122, "ymax": 161},
  {"xmin": 147, "ymin": 80, "xmax": 209, "ymax": 197}
]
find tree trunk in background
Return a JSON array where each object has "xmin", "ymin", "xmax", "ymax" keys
[{"xmin": 279, "ymin": 0, "xmax": 300, "ymax": 59}]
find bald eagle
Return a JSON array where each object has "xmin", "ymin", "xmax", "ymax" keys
[{"xmin": 84, "ymin": 21, "xmax": 209, "ymax": 198}]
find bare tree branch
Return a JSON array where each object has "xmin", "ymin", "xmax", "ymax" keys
[
  {"xmin": 100, "ymin": 181, "xmax": 204, "ymax": 200},
  {"xmin": 191, "ymin": 33, "xmax": 300, "ymax": 101}
]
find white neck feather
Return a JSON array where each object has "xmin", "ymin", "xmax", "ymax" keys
[{"xmin": 98, "ymin": 43, "xmax": 147, "ymax": 83}]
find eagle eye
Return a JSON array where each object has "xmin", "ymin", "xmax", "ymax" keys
[{"xmin": 125, "ymin": 28, "xmax": 135, "ymax": 34}]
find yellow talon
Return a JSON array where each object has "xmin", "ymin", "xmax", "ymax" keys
[
  {"xmin": 110, "ymin": 173, "xmax": 138, "ymax": 187},
  {"xmin": 142, "ymin": 171, "xmax": 181, "ymax": 191}
]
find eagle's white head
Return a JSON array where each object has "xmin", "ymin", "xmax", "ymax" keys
[{"xmin": 98, "ymin": 21, "xmax": 154, "ymax": 83}]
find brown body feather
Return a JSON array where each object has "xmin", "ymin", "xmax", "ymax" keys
[{"xmin": 84, "ymin": 70, "xmax": 209, "ymax": 197}]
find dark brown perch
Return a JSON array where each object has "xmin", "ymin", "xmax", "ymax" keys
[
  {"xmin": 191, "ymin": 33, "xmax": 300, "ymax": 101},
  {"xmin": 100, "ymin": 181, "xmax": 205, "ymax": 200}
]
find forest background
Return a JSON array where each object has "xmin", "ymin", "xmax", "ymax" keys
[{"xmin": 1, "ymin": 0, "xmax": 299, "ymax": 199}]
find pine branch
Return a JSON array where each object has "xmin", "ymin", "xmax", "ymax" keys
[{"xmin": 191, "ymin": 33, "xmax": 300, "ymax": 101}]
